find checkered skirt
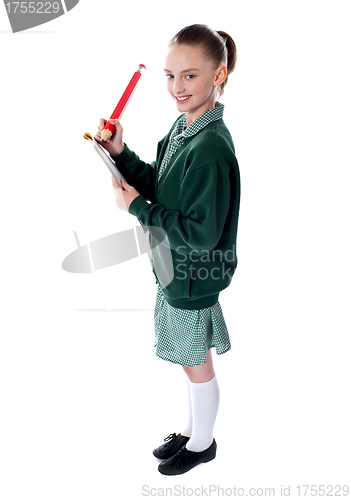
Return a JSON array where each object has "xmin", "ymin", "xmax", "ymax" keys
[{"xmin": 154, "ymin": 285, "xmax": 231, "ymax": 367}]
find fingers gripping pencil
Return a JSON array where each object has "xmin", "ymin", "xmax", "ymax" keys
[{"xmin": 101, "ymin": 64, "xmax": 146, "ymax": 142}]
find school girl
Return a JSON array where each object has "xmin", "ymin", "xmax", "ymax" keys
[{"xmin": 95, "ymin": 24, "xmax": 240, "ymax": 475}]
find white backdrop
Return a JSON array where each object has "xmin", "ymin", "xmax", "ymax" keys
[{"xmin": 1, "ymin": 1, "xmax": 350, "ymax": 498}]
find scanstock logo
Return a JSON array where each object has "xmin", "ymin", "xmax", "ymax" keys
[{"xmin": 3, "ymin": 0, "xmax": 79, "ymax": 33}]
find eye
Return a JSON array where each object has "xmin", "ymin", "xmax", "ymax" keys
[
  {"xmin": 165, "ymin": 74, "xmax": 174, "ymax": 79},
  {"xmin": 185, "ymin": 74, "xmax": 195, "ymax": 80}
]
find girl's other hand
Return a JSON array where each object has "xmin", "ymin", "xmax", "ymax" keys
[
  {"xmin": 94, "ymin": 118, "xmax": 125, "ymax": 157},
  {"xmin": 111, "ymin": 175, "xmax": 140, "ymax": 212}
]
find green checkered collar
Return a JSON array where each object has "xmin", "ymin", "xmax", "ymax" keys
[
  {"xmin": 157, "ymin": 102, "xmax": 224, "ymax": 181},
  {"xmin": 172, "ymin": 102, "xmax": 224, "ymax": 144}
]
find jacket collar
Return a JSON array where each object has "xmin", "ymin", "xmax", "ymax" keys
[{"xmin": 172, "ymin": 102, "xmax": 224, "ymax": 145}]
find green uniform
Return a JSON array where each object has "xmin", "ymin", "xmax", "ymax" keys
[{"xmin": 113, "ymin": 103, "xmax": 240, "ymax": 366}]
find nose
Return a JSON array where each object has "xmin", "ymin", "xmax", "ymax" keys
[{"xmin": 173, "ymin": 77, "xmax": 185, "ymax": 95}]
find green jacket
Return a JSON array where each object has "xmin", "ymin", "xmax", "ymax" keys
[{"xmin": 113, "ymin": 117, "xmax": 240, "ymax": 310}]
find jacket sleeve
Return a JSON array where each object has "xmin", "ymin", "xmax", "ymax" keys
[
  {"xmin": 111, "ymin": 145, "xmax": 158, "ymax": 202},
  {"xmin": 128, "ymin": 162, "xmax": 231, "ymax": 255}
]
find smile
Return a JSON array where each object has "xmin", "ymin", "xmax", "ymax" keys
[{"xmin": 174, "ymin": 95, "xmax": 191, "ymax": 102}]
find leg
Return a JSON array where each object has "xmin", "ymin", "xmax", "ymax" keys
[
  {"xmin": 180, "ymin": 349, "xmax": 214, "ymax": 438},
  {"xmin": 182, "ymin": 348, "xmax": 215, "ymax": 383},
  {"xmin": 153, "ymin": 351, "xmax": 215, "ymax": 460},
  {"xmin": 182, "ymin": 349, "xmax": 220, "ymax": 452},
  {"xmin": 158, "ymin": 349, "xmax": 219, "ymax": 474}
]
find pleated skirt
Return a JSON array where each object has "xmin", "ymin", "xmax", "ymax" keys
[{"xmin": 154, "ymin": 285, "xmax": 231, "ymax": 367}]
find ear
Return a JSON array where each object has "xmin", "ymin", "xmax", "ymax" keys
[{"xmin": 213, "ymin": 65, "xmax": 227, "ymax": 88}]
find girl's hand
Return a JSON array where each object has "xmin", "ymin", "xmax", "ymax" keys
[
  {"xmin": 94, "ymin": 118, "xmax": 125, "ymax": 157},
  {"xmin": 112, "ymin": 176, "xmax": 141, "ymax": 212}
]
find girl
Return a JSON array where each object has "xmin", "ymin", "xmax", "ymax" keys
[{"xmin": 95, "ymin": 24, "xmax": 240, "ymax": 475}]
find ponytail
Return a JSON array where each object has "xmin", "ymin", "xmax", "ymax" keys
[{"xmin": 216, "ymin": 30, "xmax": 237, "ymax": 96}]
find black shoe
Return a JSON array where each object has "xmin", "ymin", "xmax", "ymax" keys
[
  {"xmin": 153, "ymin": 433, "xmax": 190, "ymax": 460},
  {"xmin": 158, "ymin": 439, "xmax": 217, "ymax": 475}
]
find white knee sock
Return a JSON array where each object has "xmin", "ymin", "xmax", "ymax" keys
[
  {"xmin": 186, "ymin": 375, "xmax": 220, "ymax": 452},
  {"xmin": 181, "ymin": 376, "xmax": 193, "ymax": 437}
]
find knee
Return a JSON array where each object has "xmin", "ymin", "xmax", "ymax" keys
[{"xmin": 182, "ymin": 364, "xmax": 215, "ymax": 384}]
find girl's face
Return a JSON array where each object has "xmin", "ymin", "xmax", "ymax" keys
[{"xmin": 164, "ymin": 44, "xmax": 226, "ymax": 126}]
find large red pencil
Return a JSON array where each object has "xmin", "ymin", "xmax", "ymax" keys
[{"xmin": 101, "ymin": 64, "xmax": 146, "ymax": 142}]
